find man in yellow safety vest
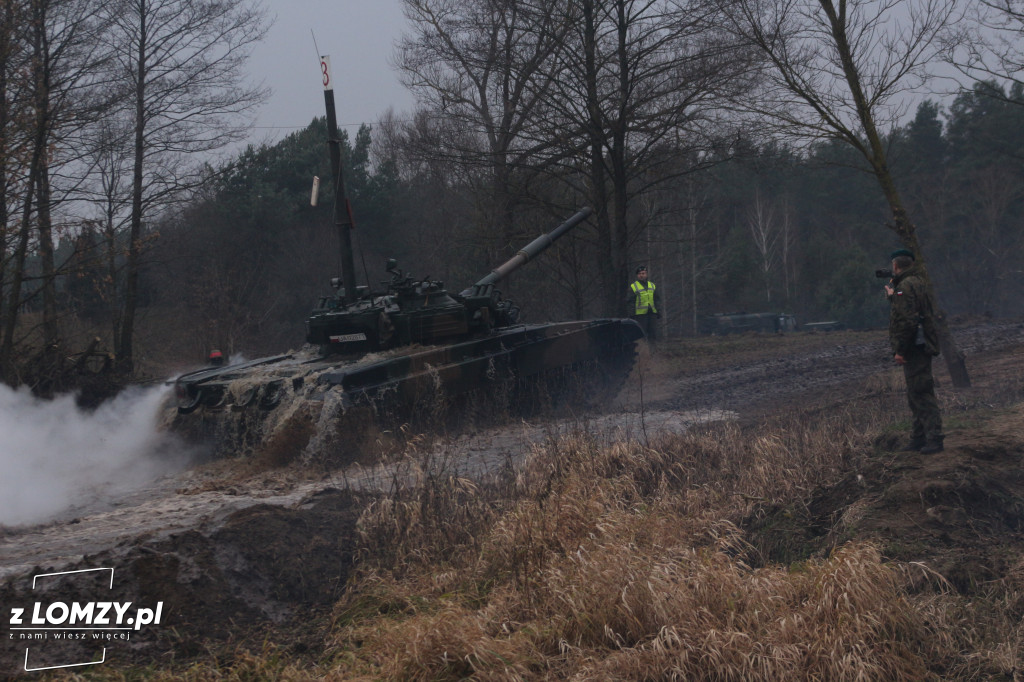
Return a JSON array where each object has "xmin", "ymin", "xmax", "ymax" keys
[{"xmin": 628, "ymin": 266, "xmax": 660, "ymax": 342}]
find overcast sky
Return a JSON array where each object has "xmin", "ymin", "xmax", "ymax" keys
[
  {"xmin": 243, "ymin": 0, "xmax": 416, "ymax": 148},
  {"xmin": 238, "ymin": 0, "xmax": 969, "ymax": 154}
]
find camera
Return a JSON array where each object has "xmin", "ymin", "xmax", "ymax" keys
[{"xmin": 875, "ymin": 269, "xmax": 893, "ymax": 279}]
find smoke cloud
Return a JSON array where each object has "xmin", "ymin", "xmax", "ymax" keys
[{"xmin": 0, "ymin": 384, "xmax": 190, "ymax": 526}]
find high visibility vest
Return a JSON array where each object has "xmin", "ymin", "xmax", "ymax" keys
[{"xmin": 631, "ymin": 280, "xmax": 657, "ymax": 315}]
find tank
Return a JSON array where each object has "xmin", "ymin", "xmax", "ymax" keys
[
  {"xmin": 168, "ymin": 210, "xmax": 644, "ymax": 458},
  {"xmin": 165, "ymin": 57, "xmax": 643, "ymax": 459}
]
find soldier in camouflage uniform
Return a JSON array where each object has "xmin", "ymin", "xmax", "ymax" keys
[{"xmin": 886, "ymin": 249, "xmax": 943, "ymax": 454}]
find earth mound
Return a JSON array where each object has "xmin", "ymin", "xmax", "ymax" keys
[{"xmin": 747, "ymin": 405, "xmax": 1024, "ymax": 593}]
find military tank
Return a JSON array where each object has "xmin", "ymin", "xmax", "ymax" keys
[{"xmin": 166, "ymin": 56, "xmax": 643, "ymax": 459}]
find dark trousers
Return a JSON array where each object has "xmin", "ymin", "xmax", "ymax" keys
[
  {"xmin": 635, "ymin": 313, "xmax": 656, "ymax": 342},
  {"xmin": 903, "ymin": 345, "xmax": 943, "ymax": 443}
]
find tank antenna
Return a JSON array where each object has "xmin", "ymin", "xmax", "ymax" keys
[{"xmin": 317, "ymin": 49, "xmax": 359, "ymax": 303}]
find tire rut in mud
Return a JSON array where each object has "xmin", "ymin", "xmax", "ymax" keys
[{"xmin": 654, "ymin": 322, "xmax": 1024, "ymax": 417}]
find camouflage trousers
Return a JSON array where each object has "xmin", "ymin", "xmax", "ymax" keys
[{"xmin": 903, "ymin": 345, "xmax": 943, "ymax": 443}]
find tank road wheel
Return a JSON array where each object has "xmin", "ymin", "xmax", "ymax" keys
[
  {"xmin": 259, "ymin": 382, "xmax": 284, "ymax": 410},
  {"xmin": 203, "ymin": 387, "xmax": 227, "ymax": 408},
  {"xmin": 232, "ymin": 386, "xmax": 258, "ymax": 410},
  {"xmin": 177, "ymin": 388, "xmax": 204, "ymax": 415}
]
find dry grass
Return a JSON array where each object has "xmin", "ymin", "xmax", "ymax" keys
[{"xmin": 316, "ymin": 398, "xmax": 1010, "ymax": 681}]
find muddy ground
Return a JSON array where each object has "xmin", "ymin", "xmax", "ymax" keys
[{"xmin": 2, "ymin": 320, "xmax": 1023, "ymax": 675}]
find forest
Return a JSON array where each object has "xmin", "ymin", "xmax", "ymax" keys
[{"xmin": 2, "ymin": 0, "xmax": 1023, "ymax": 394}]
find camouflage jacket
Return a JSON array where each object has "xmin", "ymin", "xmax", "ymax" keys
[{"xmin": 888, "ymin": 263, "xmax": 940, "ymax": 357}]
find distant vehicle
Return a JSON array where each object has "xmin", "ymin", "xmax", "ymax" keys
[
  {"xmin": 801, "ymin": 321, "xmax": 844, "ymax": 332},
  {"xmin": 700, "ymin": 312, "xmax": 798, "ymax": 335}
]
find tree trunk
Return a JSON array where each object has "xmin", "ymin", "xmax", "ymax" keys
[
  {"xmin": 582, "ymin": 0, "xmax": 616, "ymax": 316},
  {"xmin": 494, "ymin": 154, "xmax": 515, "ymax": 251},
  {"xmin": 690, "ymin": 214, "xmax": 697, "ymax": 336},
  {"xmin": 105, "ymin": 213, "xmax": 121, "ymax": 348},
  {"xmin": 2, "ymin": 0, "xmax": 48, "ymax": 384},
  {"xmin": 822, "ymin": 0, "xmax": 971, "ymax": 389},
  {"xmin": 1, "ymin": 165, "xmax": 38, "ymax": 384},
  {"xmin": 32, "ymin": 0, "xmax": 57, "ymax": 352},
  {"xmin": 589, "ymin": 148, "xmax": 615, "ymax": 315},
  {"xmin": 0, "ymin": 0, "xmax": 11, "ymax": 340},
  {"xmin": 117, "ymin": 2, "xmax": 147, "ymax": 376},
  {"xmin": 37, "ymin": 157, "xmax": 59, "ymax": 350},
  {"xmin": 610, "ymin": 0, "xmax": 630, "ymax": 316}
]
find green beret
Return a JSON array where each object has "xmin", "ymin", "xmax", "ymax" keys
[{"xmin": 890, "ymin": 248, "xmax": 914, "ymax": 260}]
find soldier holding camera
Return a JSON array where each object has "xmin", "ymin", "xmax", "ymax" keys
[{"xmin": 884, "ymin": 248, "xmax": 943, "ymax": 454}]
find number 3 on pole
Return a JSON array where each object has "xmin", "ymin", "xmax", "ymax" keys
[{"xmin": 320, "ymin": 55, "xmax": 332, "ymax": 91}]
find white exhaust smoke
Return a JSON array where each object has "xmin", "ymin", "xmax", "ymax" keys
[{"xmin": 0, "ymin": 384, "xmax": 190, "ymax": 526}]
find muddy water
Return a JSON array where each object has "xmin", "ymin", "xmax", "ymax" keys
[{"xmin": 0, "ymin": 407, "xmax": 732, "ymax": 581}]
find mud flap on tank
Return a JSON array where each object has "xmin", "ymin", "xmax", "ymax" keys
[{"xmin": 515, "ymin": 343, "xmax": 638, "ymax": 415}]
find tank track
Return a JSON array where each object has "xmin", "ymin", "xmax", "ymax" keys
[{"xmin": 166, "ymin": 320, "xmax": 643, "ymax": 461}]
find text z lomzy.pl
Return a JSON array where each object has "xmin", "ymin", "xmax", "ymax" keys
[{"xmin": 10, "ymin": 602, "xmax": 163, "ymax": 631}]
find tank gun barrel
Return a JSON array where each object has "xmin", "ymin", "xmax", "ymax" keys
[{"xmin": 474, "ymin": 207, "xmax": 592, "ymax": 288}]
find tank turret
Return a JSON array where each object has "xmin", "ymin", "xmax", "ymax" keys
[{"xmin": 305, "ymin": 207, "xmax": 593, "ymax": 355}]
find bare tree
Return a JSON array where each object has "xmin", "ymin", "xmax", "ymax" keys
[
  {"xmin": 396, "ymin": 0, "xmax": 756, "ymax": 316},
  {"xmin": 748, "ymin": 189, "xmax": 796, "ymax": 307},
  {"xmin": 543, "ymin": 0, "xmax": 756, "ymax": 315},
  {"xmin": 963, "ymin": 165, "xmax": 1023, "ymax": 312},
  {"xmin": 102, "ymin": 0, "xmax": 268, "ymax": 374},
  {"xmin": 379, "ymin": 108, "xmax": 482, "ymax": 286},
  {"xmin": 0, "ymin": 0, "xmax": 31, "ymax": 380},
  {"xmin": 716, "ymin": 0, "xmax": 971, "ymax": 386},
  {"xmin": 680, "ymin": 177, "xmax": 717, "ymax": 334},
  {"xmin": 748, "ymin": 187, "xmax": 779, "ymax": 303},
  {"xmin": 948, "ymin": 1, "xmax": 1024, "ymax": 95},
  {"xmin": 83, "ymin": 117, "xmax": 134, "ymax": 345},
  {"xmin": 0, "ymin": 0, "xmax": 25, "ymax": 329},
  {"xmin": 33, "ymin": 0, "xmax": 112, "ymax": 349},
  {"xmin": 396, "ymin": 0, "xmax": 573, "ymax": 253},
  {"xmin": 0, "ymin": 0, "xmax": 112, "ymax": 387}
]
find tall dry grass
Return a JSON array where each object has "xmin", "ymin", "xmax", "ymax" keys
[{"xmin": 323, "ymin": 391, "xmax": 1014, "ymax": 680}]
